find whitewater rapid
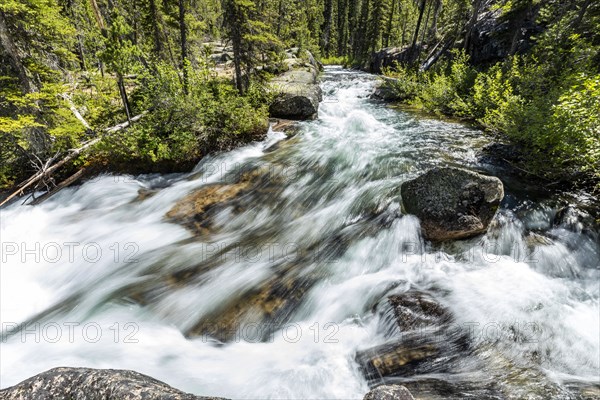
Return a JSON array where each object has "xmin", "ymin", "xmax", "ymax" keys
[{"xmin": 1, "ymin": 67, "xmax": 598, "ymax": 398}]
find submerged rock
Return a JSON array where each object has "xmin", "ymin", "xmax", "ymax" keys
[
  {"xmin": 363, "ymin": 384, "xmax": 415, "ymax": 400},
  {"xmin": 166, "ymin": 167, "xmax": 276, "ymax": 236},
  {"xmin": 401, "ymin": 167, "xmax": 504, "ymax": 241},
  {"xmin": 0, "ymin": 367, "xmax": 225, "ymax": 400},
  {"xmin": 357, "ymin": 290, "xmax": 468, "ymax": 384},
  {"xmin": 186, "ymin": 270, "xmax": 316, "ymax": 342}
]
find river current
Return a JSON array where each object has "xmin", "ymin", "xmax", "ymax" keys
[{"xmin": 1, "ymin": 67, "xmax": 599, "ymax": 399}]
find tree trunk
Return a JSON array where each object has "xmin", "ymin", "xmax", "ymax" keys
[
  {"xmin": 89, "ymin": 0, "xmax": 106, "ymax": 34},
  {"xmin": 354, "ymin": 0, "xmax": 370, "ymax": 61},
  {"xmin": 384, "ymin": 0, "xmax": 396, "ymax": 48},
  {"xmin": 178, "ymin": 0, "xmax": 188, "ymax": 94},
  {"xmin": 0, "ymin": 10, "xmax": 37, "ymax": 93},
  {"xmin": 321, "ymin": 0, "xmax": 333, "ymax": 57},
  {"xmin": 66, "ymin": 0, "xmax": 87, "ymax": 70},
  {"xmin": 336, "ymin": 0, "xmax": 347, "ymax": 56},
  {"xmin": 401, "ymin": 6, "xmax": 408, "ymax": 46},
  {"xmin": 421, "ymin": 0, "xmax": 432, "ymax": 44},
  {"xmin": 149, "ymin": 0, "xmax": 162, "ymax": 56},
  {"xmin": 411, "ymin": 0, "xmax": 427, "ymax": 53},
  {"xmin": 117, "ymin": 73, "xmax": 132, "ymax": 123},
  {"xmin": 347, "ymin": 0, "xmax": 359, "ymax": 55},
  {"xmin": 569, "ymin": 0, "xmax": 591, "ymax": 30},
  {"xmin": 429, "ymin": 0, "xmax": 442, "ymax": 39},
  {"xmin": 464, "ymin": 0, "xmax": 482, "ymax": 55}
]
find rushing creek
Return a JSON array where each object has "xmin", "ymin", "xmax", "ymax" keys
[{"xmin": 1, "ymin": 67, "xmax": 599, "ymax": 399}]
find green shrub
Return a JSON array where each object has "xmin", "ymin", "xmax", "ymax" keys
[
  {"xmin": 95, "ymin": 62, "xmax": 270, "ymax": 171},
  {"xmin": 320, "ymin": 55, "xmax": 350, "ymax": 65},
  {"xmin": 549, "ymin": 74, "xmax": 600, "ymax": 180},
  {"xmin": 381, "ymin": 62, "xmax": 422, "ymax": 101}
]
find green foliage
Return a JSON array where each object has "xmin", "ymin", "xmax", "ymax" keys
[
  {"xmin": 549, "ymin": 74, "xmax": 600, "ymax": 180},
  {"xmin": 381, "ymin": 62, "xmax": 422, "ymax": 100},
  {"xmin": 384, "ymin": 50, "xmax": 475, "ymax": 116},
  {"xmin": 320, "ymin": 55, "xmax": 351, "ymax": 65},
  {"xmin": 416, "ymin": 50, "xmax": 476, "ymax": 116},
  {"xmin": 1, "ymin": 0, "xmax": 599, "ymax": 191},
  {"xmin": 95, "ymin": 62, "xmax": 270, "ymax": 170}
]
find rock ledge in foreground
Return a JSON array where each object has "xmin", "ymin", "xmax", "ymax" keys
[
  {"xmin": 363, "ymin": 384, "xmax": 415, "ymax": 400},
  {"xmin": 401, "ymin": 167, "xmax": 504, "ymax": 241},
  {"xmin": 0, "ymin": 367, "xmax": 226, "ymax": 400}
]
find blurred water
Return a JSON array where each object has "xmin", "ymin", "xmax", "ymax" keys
[{"xmin": 1, "ymin": 66, "xmax": 598, "ymax": 399}]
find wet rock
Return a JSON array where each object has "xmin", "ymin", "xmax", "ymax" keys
[
  {"xmin": 186, "ymin": 271, "xmax": 315, "ymax": 342},
  {"xmin": 166, "ymin": 183, "xmax": 250, "ymax": 235},
  {"xmin": 363, "ymin": 384, "xmax": 415, "ymax": 400},
  {"xmin": 269, "ymin": 118, "xmax": 300, "ymax": 136},
  {"xmin": 166, "ymin": 168, "xmax": 272, "ymax": 235},
  {"xmin": 356, "ymin": 336, "xmax": 441, "ymax": 381},
  {"xmin": 358, "ymin": 291, "xmax": 468, "ymax": 384},
  {"xmin": 370, "ymin": 77, "xmax": 403, "ymax": 102},
  {"xmin": 386, "ymin": 291, "xmax": 452, "ymax": 332},
  {"xmin": 134, "ymin": 187, "xmax": 159, "ymax": 202},
  {"xmin": 376, "ymin": 290, "xmax": 453, "ymax": 339},
  {"xmin": 390, "ymin": 378, "xmax": 502, "ymax": 400},
  {"xmin": 524, "ymin": 232, "xmax": 554, "ymax": 248},
  {"xmin": 401, "ymin": 167, "xmax": 504, "ymax": 241},
  {"xmin": 269, "ymin": 87, "xmax": 322, "ymax": 120},
  {"xmin": 553, "ymin": 205, "xmax": 594, "ymax": 233},
  {"xmin": 0, "ymin": 367, "xmax": 225, "ymax": 400}
]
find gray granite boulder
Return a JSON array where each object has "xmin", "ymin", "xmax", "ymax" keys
[
  {"xmin": 401, "ymin": 167, "xmax": 504, "ymax": 241},
  {"xmin": 0, "ymin": 367, "xmax": 226, "ymax": 400}
]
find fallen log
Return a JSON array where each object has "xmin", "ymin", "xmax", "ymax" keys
[
  {"xmin": 59, "ymin": 93, "xmax": 92, "ymax": 131},
  {"xmin": 0, "ymin": 111, "xmax": 147, "ymax": 208},
  {"xmin": 30, "ymin": 167, "xmax": 88, "ymax": 205}
]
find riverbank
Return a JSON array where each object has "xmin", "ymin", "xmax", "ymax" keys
[
  {"xmin": 369, "ymin": 53, "xmax": 600, "ymax": 194},
  {"xmin": 0, "ymin": 48, "xmax": 322, "ymax": 207}
]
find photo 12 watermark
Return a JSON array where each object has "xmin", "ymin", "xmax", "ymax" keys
[
  {"xmin": 1, "ymin": 322, "xmax": 139, "ymax": 344},
  {"xmin": 1, "ymin": 241, "xmax": 140, "ymax": 264}
]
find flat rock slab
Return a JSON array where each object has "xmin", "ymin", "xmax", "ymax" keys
[
  {"xmin": 0, "ymin": 367, "xmax": 225, "ymax": 400},
  {"xmin": 401, "ymin": 167, "xmax": 504, "ymax": 241}
]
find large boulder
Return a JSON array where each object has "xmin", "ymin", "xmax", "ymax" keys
[
  {"xmin": 270, "ymin": 50, "xmax": 322, "ymax": 120},
  {"xmin": 363, "ymin": 385, "xmax": 415, "ymax": 400},
  {"xmin": 367, "ymin": 46, "xmax": 420, "ymax": 74},
  {"xmin": 467, "ymin": 5, "xmax": 543, "ymax": 66},
  {"xmin": 401, "ymin": 167, "xmax": 504, "ymax": 241},
  {"xmin": 370, "ymin": 77, "xmax": 403, "ymax": 102},
  {"xmin": 0, "ymin": 367, "xmax": 225, "ymax": 400}
]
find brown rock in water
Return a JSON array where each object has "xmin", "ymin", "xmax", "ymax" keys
[
  {"xmin": 363, "ymin": 385, "xmax": 415, "ymax": 400},
  {"xmin": 401, "ymin": 167, "xmax": 504, "ymax": 241},
  {"xmin": 166, "ymin": 168, "xmax": 270, "ymax": 235},
  {"xmin": 0, "ymin": 367, "xmax": 225, "ymax": 400},
  {"xmin": 186, "ymin": 270, "xmax": 315, "ymax": 342},
  {"xmin": 357, "ymin": 290, "xmax": 468, "ymax": 384}
]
